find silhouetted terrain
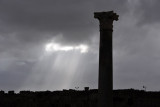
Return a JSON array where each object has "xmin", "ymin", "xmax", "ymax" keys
[{"xmin": 0, "ymin": 88, "xmax": 160, "ymax": 107}]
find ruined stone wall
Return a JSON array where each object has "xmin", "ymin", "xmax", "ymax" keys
[{"xmin": 0, "ymin": 89, "xmax": 160, "ymax": 107}]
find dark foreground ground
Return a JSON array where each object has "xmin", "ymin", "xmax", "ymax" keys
[{"xmin": 0, "ymin": 89, "xmax": 160, "ymax": 107}]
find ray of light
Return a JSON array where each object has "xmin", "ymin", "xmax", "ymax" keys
[{"xmin": 19, "ymin": 44, "xmax": 89, "ymax": 91}]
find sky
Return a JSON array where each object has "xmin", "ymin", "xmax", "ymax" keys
[{"xmin": 0, "ymin": 0, "xmax": 160, "ymax": 92}]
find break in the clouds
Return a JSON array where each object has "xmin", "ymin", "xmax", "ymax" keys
[{"xmin": 0, "ymin": 0, "xmax": 160, "ymax": 92}]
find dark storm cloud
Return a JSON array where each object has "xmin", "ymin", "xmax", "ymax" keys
[
  {"xmin": 0, "ymin": 0, "xmax": 128, "ymax": 43},
  {"xmin": 0, "ymin": 0, "xmax": 93, "ymax": 43},
  {"xmin": 133, "ymin": 0, "xmax": 160, "ymax": 25}
]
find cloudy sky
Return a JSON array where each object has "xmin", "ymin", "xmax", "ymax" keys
[{"xmin": 0, "ymin": 0, "xmax": 160, "ymax": 92}]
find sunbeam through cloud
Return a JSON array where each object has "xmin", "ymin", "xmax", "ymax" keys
[{"xmin": 45, "ymin": 42, "xmax": 88, "ymax": 53}]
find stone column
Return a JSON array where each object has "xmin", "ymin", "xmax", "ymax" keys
[{"xmin": 94, "ymin": 11, "xmax": 119, "ymax": 107}]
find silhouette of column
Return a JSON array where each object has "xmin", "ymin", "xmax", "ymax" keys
[{"xmin": 94, "ymin": 11, "xmax": 119, "ymax": 107}]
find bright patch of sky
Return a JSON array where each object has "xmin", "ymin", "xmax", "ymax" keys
[{"xmin": 45, "ymin": 42, "xmax": 88, "ymax": 53}]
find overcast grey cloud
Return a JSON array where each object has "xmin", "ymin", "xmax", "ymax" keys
[{"xmin": 0, "ymin": 0, "xmax": 160, "ymax": 92}]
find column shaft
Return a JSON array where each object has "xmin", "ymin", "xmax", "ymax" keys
[{"xmin": 99, "ymin": 30, "xmax": 113, "ymax": 107}]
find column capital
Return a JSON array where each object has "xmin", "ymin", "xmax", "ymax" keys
[{"xmin": 94, "ymin": 11, "xmax": 119, "ymax": 30}]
